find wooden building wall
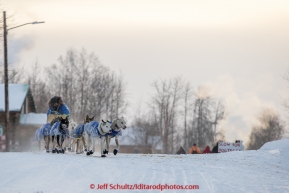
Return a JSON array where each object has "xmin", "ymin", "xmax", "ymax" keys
[{"xmin": 0, "ymin": 112, "xmax": 21, "ymax": 152}]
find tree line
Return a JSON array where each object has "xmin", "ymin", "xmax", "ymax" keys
[
  {"xmin": 131, "ymin": 77, "xmax": 226, "ymax": 154},
  {"xmin": 129, "ymin": 77, "xmax": 288, "ymax": 153},
  {"xmin": 1, "ymin": 48, "xmax": 127, "ymax": 123},
  {"xmin": 1, "ymin": 47, "xmax": 288, "ymax": 153}
]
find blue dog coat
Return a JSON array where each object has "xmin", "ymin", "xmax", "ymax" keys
[
  {"xmin": 84, "ymin": 121, "xmax": 102, "ymax": 138},
  {"xmin": 73, "ymin": 123, "xmax": 85, "ymax": 138},
  {"xmin": 50, "ymin": 122, "xmax": 68, "ymax": 136},
  {"xmin": 35, "ymin": 123, "xmax": 51, "ymax": 141}
]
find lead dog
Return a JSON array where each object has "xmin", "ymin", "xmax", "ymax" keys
[
  {"xmin": 102, "ymin": 117, "xmax": 127, "ymax": 156},
  {"xmin": 84, "ymin": 120, "xmax": 112, "ymax": 157},
  {"xmin": 65, "ymin": 119, "xmax": 77, "ymax": 151}
]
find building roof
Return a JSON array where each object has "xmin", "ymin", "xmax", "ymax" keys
[
  {"xmin": 0, "ymin": 84, "xmax": 30, "ymax": 112},
  {"xmin": 19, "ymin": 113, "xmax": 47, "ymax": 126}
]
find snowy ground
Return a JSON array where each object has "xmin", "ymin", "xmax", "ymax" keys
[{"xmin": 0, "ymin": 139, "xmax": 289, "ymax": 193}]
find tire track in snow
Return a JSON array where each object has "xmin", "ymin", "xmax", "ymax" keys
[
  {"xmin": 50, "ymin": 155, "xmax": 74, "ymax": 193},
  {"xmin": 195, "ymin": 162, "xmax": 215, "ymax": 193},
  {"xmin": 180, "ymin": 162, "xmax": 188, "ymax": 186},
  {"xmin": 135, "ymin": 156, "xmax": 151, "ymax": 184},
  {"xmin": 148, "ymin": 162, "xmax": 157, "ymax": 185},
  {"xmin": 176, "ymin": 160, "xmax": 192, "ymax": 193},
  {"xmin": 159, "ymin": 157, "xmax": 170, "ymax": 185}
]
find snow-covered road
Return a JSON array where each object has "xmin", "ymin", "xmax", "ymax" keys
[{"xmin": 0, "ymin": 139, "xmax": 288, "ymax": 193}]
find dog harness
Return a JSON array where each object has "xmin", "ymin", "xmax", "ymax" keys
[{"xmin": 105, "ymin": 129, "xmax": 122, "ymax": 137}]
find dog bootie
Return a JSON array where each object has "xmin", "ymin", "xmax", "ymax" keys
[
  {"xmin": 52, "ymin": 149, "xmax": 56, "ymax": 153},
  {"xmin": 101, "ymin": 154, "xmax": 107, "ymax": 157},
  {"xmin": 113, "ymin": 149, "xmax": 118, "ymax": 155},
  {"xmin": 103, "ymin": 149, "xmax": 108, "ymax": 154},
  {"xmin": 86, "ymin": 150, "xmax": 93, "ymax": 156}
]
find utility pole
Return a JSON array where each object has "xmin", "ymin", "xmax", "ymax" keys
[
  {"xmin": 3, "ymin": 11, "xmax": 9, "ymax": 152},
  {"xmin": 2, "ymin": 12, "xmax": 44, "ymax": 152}
]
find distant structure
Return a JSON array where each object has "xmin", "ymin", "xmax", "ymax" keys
[
  {"xmin": 0, "ymin": 84, "xmax": 46, "ymax": 152},
  {"xmin": 102, "ymin": 127, "xmax": 162, "ymax": 154}
]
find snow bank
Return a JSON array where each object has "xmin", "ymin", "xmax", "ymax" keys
[{"xmin": 259, "ymin": 138, "xmax": 289, "ymax": 151}]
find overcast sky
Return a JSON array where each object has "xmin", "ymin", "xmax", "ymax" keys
[{"xmin": 1, "ymin": 0, "xmax": 289, "ymax": 146}]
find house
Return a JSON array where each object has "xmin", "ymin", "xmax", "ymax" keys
[
  {"xmin": 89, "ymin": 127, "xmax": 162, "ymax": 154},
  {"xmin": 0, "ymin": 84, "xmax": 46, "ymax": 152},
  {"xmin": 112, "ymin": 127, "xmax": 162, "ymax": 154},
  {"xmin": 18, "ymin": 112, "xmax": 47, "ymax": 151}
]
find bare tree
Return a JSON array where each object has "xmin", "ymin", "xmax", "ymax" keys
[
  {"xmin": 212, "ymin": 99, "xmax": 226, "ymax": 143},
  {"xmin": 247, "ymin": 108, "xmax": 285, "ymax": 150},
  {"xmin": 11, "ymin": 68, "xmax": 24, "ymax": 83},
  {"xmin": 188, "ymin": 86, "xmax": 225, "ymax": 149},
  {"xmin": 63, "ymin": 49, "xmax": 79, "ymax": 116},
  {"xmin": 89, "ymin": 65, "xmax": 109, "ymax": 120},
  {"xmin": 114, "ymin": 72, "xmax": 128, "ymax": 118},
  {"xmin": 150, "ymin": 76, "xmax": 183, "ymax": 154},
  {"xmin": 182, "ymin": 82, "xmax": 194, "ymax": 150},
  {"xmin": 149, "ymin": 79, "xmax": 225, "ymax": 154},
  {"xmin": 27, "ymin": 62, "xmax": 50, "ymax": 113},
  {"xmin": 45, "ymin": 63, "xmax": 63, "ymax": 95},
  {"xmin": 43, "ymin": 48, "xmax": 128, "ymax": 122},
  {"xmin": 0, "ymin": 65, "xmax": 25, "ymax": 84},
  {"xmin": 0, "ymin": 39, "xmax": 128, "ymax": 131},
  {"xmin": 129, "ymin": 105, "xmax": 160, "ymax": 149}
]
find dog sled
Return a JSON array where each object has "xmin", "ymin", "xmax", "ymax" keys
[{"xmin": 47, "ymin": 114, "xmax": 68, "ymax": 123}]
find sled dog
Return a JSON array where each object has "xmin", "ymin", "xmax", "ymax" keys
[
  {"xmin": 84, "ymin": 120, "xmax": 112, "ymax": 157},
  {"xmin": 69, "ymin": 115, "xmax": 94, "ymax": 153},
  {"xmin": 35, "ymin": 123, "xmax": 52, "ymax": 152},
  {"xmin": 102, "ymin": 117, "xmax": 127, "ymax": 156},
  {"xmin": 50, "ymin": 116, "xmax": 69, "ymax": 154}
]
